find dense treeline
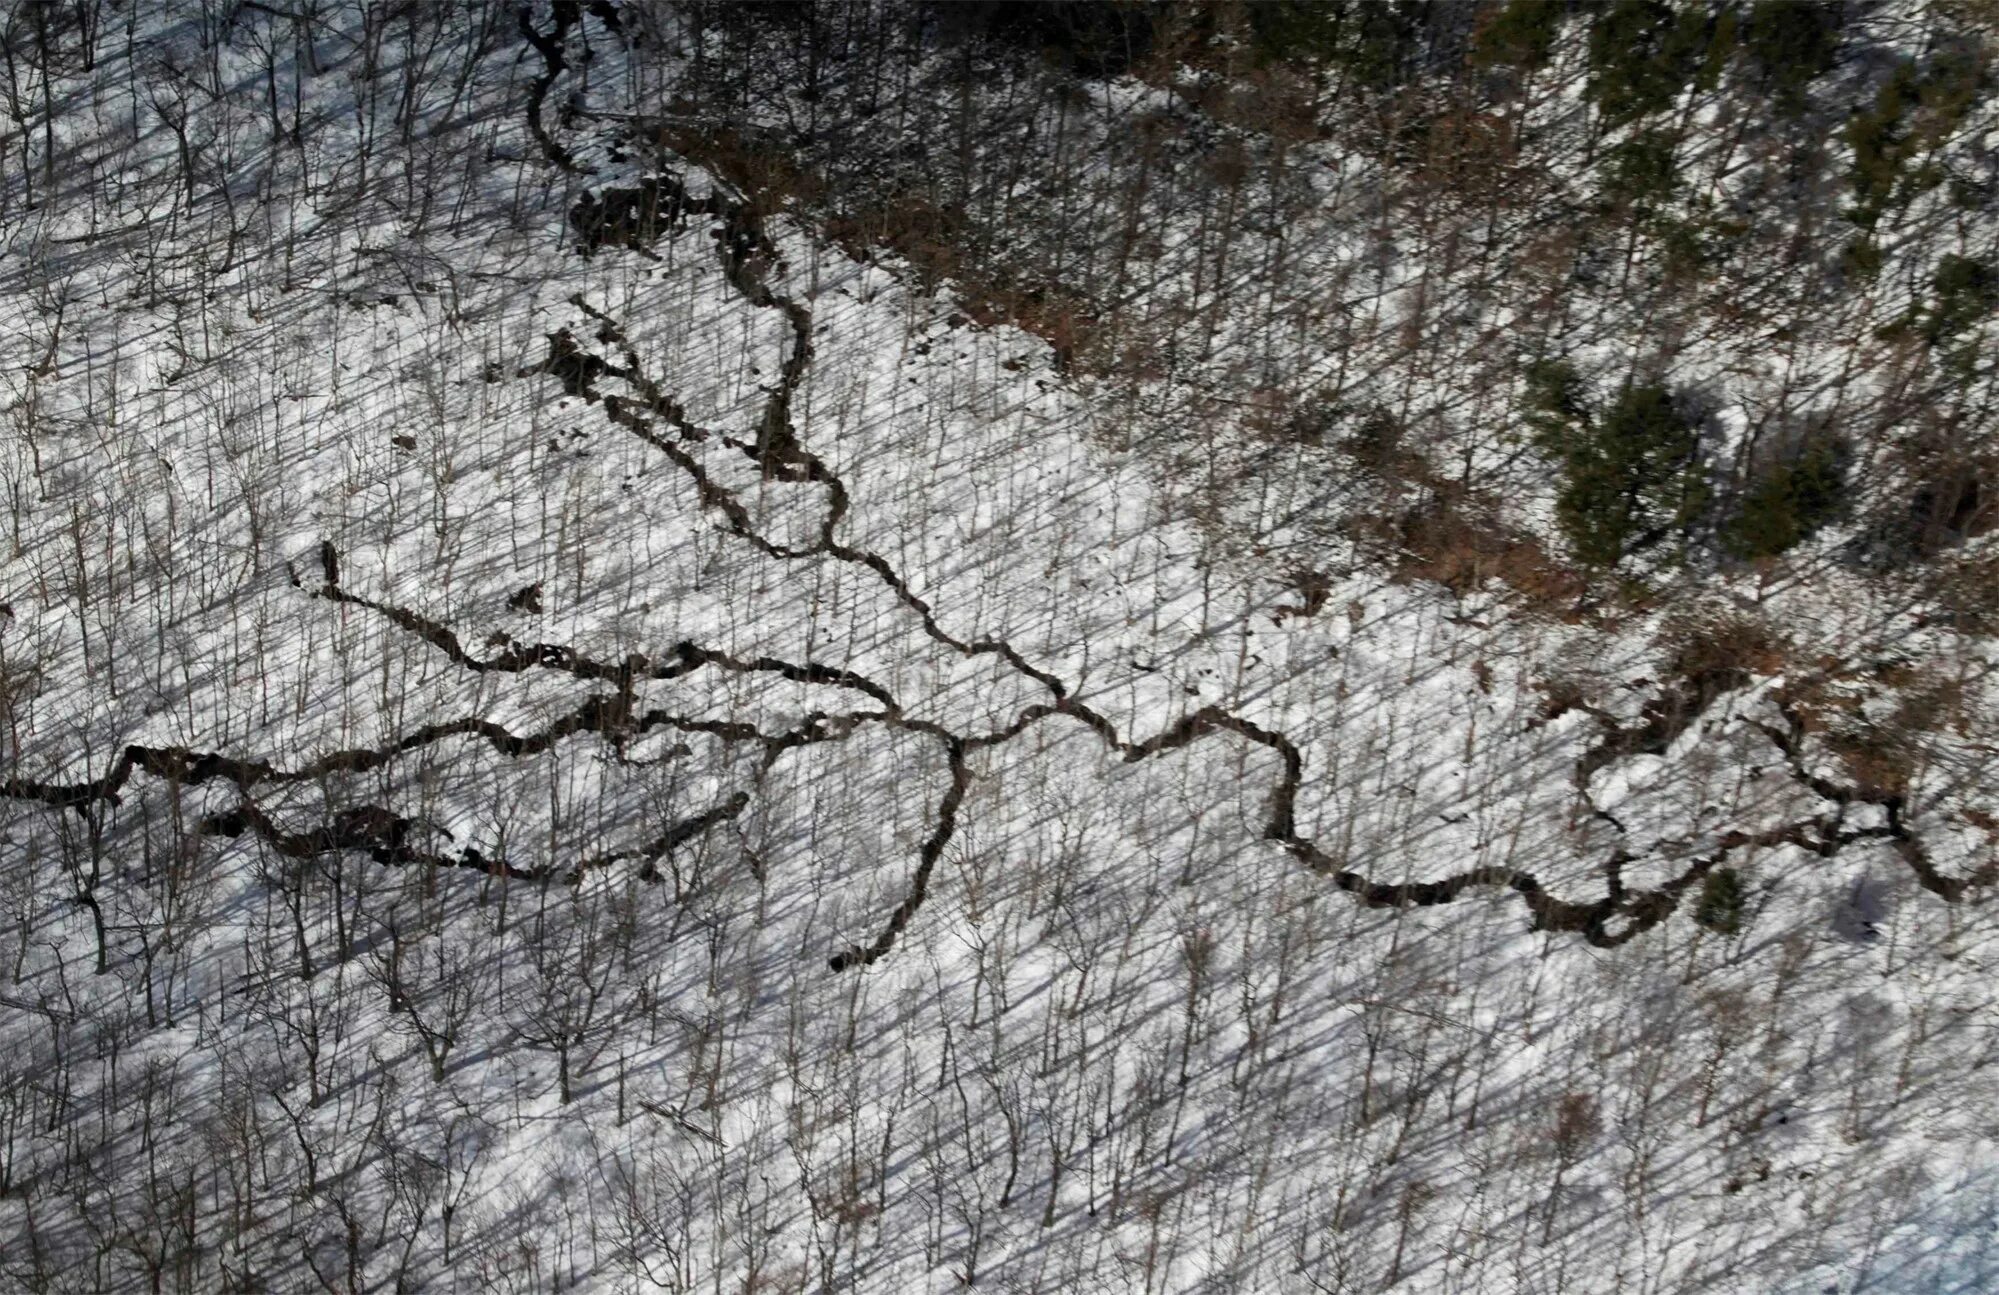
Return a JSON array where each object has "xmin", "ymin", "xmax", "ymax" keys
[{"xmin": 641, "ymin": 0, "xmax": 1995, "ymax": 597}]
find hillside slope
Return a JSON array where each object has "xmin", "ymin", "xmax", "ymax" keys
[{"xmin": 2, "ymin": 3, "xmax": 1998, "ymax": 1292}]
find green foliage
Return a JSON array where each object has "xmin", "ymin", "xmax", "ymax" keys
[
  {"xmin": 1656, "ymin": 217, "xmax": 1709, "ymax": 281},
  {"xmin": 1845, "ymin": 62, "xmax": 1922, "ymax": 228},
  {"xmin": 1586, "ymin": 0, "xmax": 1716, "ymax": 125},
  {"xmin": 1924, "ymin": 253, "xmax": 1999, "ymax": 345},
  {"xmin": 1878, "ymin": 254, "xmax": 1999, "ymax": 357},
  {"xmin": 1839, "ymin": 234, "xmax": 1882, "ymax": 281},
  {"xmin": 1522, "ymin": 357, "xmax": 1587, "ymax": 445},
  {"xmin": 942, "ymin": 1, "xmax": 1161, "ymax": 77},
  {"xmin": 1694, "ymin": 867, "xmax": 1746, "ymax": 935},
  {"xmin": 1471, "ymin": 0, "xmax": 1562, "ymax": 72},
  {"xmin": 1950, "ymin": 174, "xmax": 1993, "ymax": 211},
  {"xmin": 1532, "ymin": 376, "xmax": 1708, "ymax": 568},
  {"xmin": 1600, "ymin": 129, "xmax": 1679, "ymax": 211},
  {"xmin": 1723, "ymin": 435, "xmax": 1848, "ymax": 560},
  {"xmin": 1344, "ymin": 1, "xmax": 1427, "ymax": 91},
  {"xmin": 1695, "ymin": 5, "xmax": 1738, "ymax": 94},
  {"xmin": 1248, "ymin": 0, "xmax": 1344, "ymax": 63},
  {"xmin": 1743, "ymin": 0, "xmax": 1843, "ymax": 115},
  {"xmin": 1844, "ymin": 47, "xmax": 1986, "ymax": 229},
  {"xmin": 1654, "ymin": 207, "xmax": 1747, "ymax": 283},
  {"xmin": 1250, "ymin": 0, "xmax": 1426, "ymax": 89},
  {"xmin": 1916, "ymin": 45, "xmax": 1985, "ymax": 137}
]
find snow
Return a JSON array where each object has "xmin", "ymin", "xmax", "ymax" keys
[{"xmin": 0, "ymin": 3, "xmax": 1996, "ymax": 1292}]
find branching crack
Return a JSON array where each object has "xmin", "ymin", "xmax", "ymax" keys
[{"xmin": 8, "ymin": 19, "xmax": 1980, "ymax": 977}]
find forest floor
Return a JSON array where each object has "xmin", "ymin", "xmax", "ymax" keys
[{"xmin": 2, "ymin": 4, "xmax": 1998, "ymax": 1292}]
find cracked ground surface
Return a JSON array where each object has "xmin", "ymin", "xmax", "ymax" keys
[
  {"xmin": 3, "ymin": 5, "xmax": 1999, "ymax": 1292},
  {"xmin": 10, "ymin": 67, "xmax": 1978, "ymax": 965}
]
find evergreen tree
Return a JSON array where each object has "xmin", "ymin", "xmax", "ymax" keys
[
  {"xmin": 1723, "ymin": 436, "xmax": 1848, "ymax": 560},
  {"xmin": 1471, "ymin": 0, "xmax": 1562, "ymax": 72},
  {"xmin": 1534, "ymin": 378, "xmax": 1708, "ymax": 568},
  {"xmin": 1744, "ymin": 0, "xmax": 1843, "ymax": 116},
  {"xmin": 1586, "ymin": 0, "xmax": 1713, "ymax": 125}
]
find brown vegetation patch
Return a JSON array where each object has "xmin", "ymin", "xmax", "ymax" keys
[
  {"xmin": 1826, "ymin": 727, "xmax": 1917, "ymax": 798},
  {"xmin": 1927, "ymin": 550, "xmax": 1999, "ymax": 634},
  {"xmin": 655, "ymin": 120, "xmax": 1106, "ymax": 369},
  {"xmin": 652, "ymin": 122, "xmax": 824, "ymax": 218},
  {"xmin": 826, "ymin": 192, "xmax": 1099, "ymax": 364},
  {"xmin": 1662, "ymin": 611, "xmax": 1789, "ymax": 689},
  {"xmin": 1380, "ymin": 496, "xmax": 1586, "ymax": 614},
  {"xmin": 1406, "ymin": 105, "xmax": 1522, "ymax": 204}
]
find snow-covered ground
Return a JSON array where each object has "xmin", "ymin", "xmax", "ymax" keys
[{"xmin": 1, "ymin": 4, "xmax": 1997, "ymax": 1291}]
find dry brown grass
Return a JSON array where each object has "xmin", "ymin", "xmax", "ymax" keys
[
  {"xmin": 833, "ymin": 194, "xmax": 1103, "ymax": 364},
  {"xmin": 1782, "ymin": 657, "xmax": 1969, "ymax": 797},
  {"xmin": 1386, "ymin": 497, "xmax": 1586, "ymax": 614},
  {"xmin": 1826, "ymin": 727, "xmax": 1917, "ymax": 797},
  {"xmin": 656, "ymin": 122, "xmax": 1107, "ymax": 369},
  {"xmin": 653, "ymin": 123, "xmax": 826, "ymax": 218},
  {"xmin": 1661, "ymin": 611, "xmax": 1789, "ymax": 687},
  {"xmin": 1926, "ymin": 549, "xmax": 1999, "ymax": 634}
]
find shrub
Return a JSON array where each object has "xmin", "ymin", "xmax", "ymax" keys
[
  {"xmin": 1923, "ymin": 253, "xmax": 1998, "ymax": 345},
  {"xmin": 1657, "ymin": 217, "xmax": 1707, "ymax": 280},
  {"xmin": 1932, "ymin": 551, "xmax": 1999, "ymax": 634},
  {"xmin": 1876, "ymin": 255, "xmax": 1998, "ymax": 374},
  {"xmin": 1664, "ymin": 610, "xmax": 1787, "ymax": 686},
  {"xmin": 1839, "ymin": 234, "xmax": 1882, "ymax": 281},
  {"xmin": 1521, "ymin": 357, "xmax": 1587, "ymax": 442},
  {"xmin": 1906, "ymin": 461, "xmax": 1993, "ymax": 555},
  {"xmin": 1342, "ymin": 404, "xmax": 1410, "ymax": 469},
  {"xmin": 1828, "ymin": 727, "xmax": 1915, "ymax": 796},
  {"xmin": 1694, "ymin": 867, "xmax": 1746, "ymax": 935},
  {"xmin": 1722, "ymin": 434, "xmax": 1848, "ymax": 560},
  {"xmin": 1844, "ymin": 62, "xmax": 1919, "ymax": 228},
  {"xmin": 1410, "ymin": 106, "xmax": 1520, "ymax": 201},
  {"xmin": 1695, "ymin": 5, "xmax": 1739, "ymax": 94},
  {"xmin": 1914, "ymin": 45, "xmax": 1985, "ymax": 140},
  {"xmin": 1552, "ymin": 1091, "xmax": 1602, "ymax": 1155},
  {"xmin": 1390, "ymin": 497, "xmax": 1585, "ymax": 609},
  {"xmin": 1651, "ymin": 203, "xmax": 1748, "ymax": 284},
  {"xmin": 1950, "ymin": 172, "xmax": 1993, "ymax": 210}
]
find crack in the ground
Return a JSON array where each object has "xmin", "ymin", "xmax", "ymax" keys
[
  {"xmin": 0, "ymin": 688, "xmax": 864, "ymax": 886},
  {"xmin": 297, "ymin": 539, "xmax": 898, "ymax": 710},
  {"xmin": 827, "ymin": 737, "xmax": 971, "ymax": 972},
  {"xmin": 1756, "ymin": 699, "xmax": 1997, "ymax": 902},
  {"xmin": 1571, "ymin": 666, "xmax": 1753, "ymax": 786},
  {"xmin": 3, "ymin": 11, "xmax": 1975, "ymax": 980},
  {"xmin": 532, "ymin": 60, "xmax": 1979, "ymax": 960},
  {"xmin": 519, "ymin": 2, "xmax": 588, "ymax": 176}
]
